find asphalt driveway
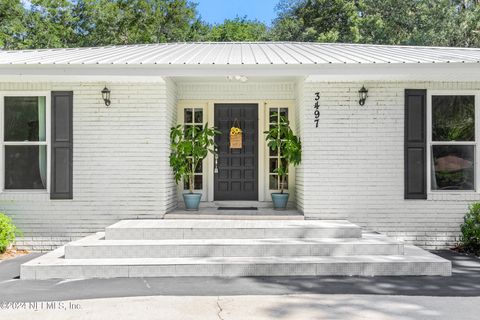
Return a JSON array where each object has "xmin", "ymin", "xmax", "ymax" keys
[{"xmin": 0, "ymin": 250, "xmax": 479, "ymax": 302}]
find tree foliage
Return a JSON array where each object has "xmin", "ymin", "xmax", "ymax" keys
[
  {"xmin": 0, "ymin": 0, "xmax": 480, "ymax": 49},
  {"xmin": 273, "ymin": 0, "xmax": 480, "ymax": 46},
  {"xmin": 0, "ymin": 0, "xmax": 27, "ymax": 49},
  {"xmin": 272, "ymin": 0, "xmax": 361, "ymax": 42},
  {"xmin": 207, "ymin": 17, "xmax": 269, "ymax": 42}
]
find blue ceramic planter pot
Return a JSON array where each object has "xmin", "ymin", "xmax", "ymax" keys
[
  {"xmin": 183, "ymin": 193, "xmax": 202, "ymax": 211},
  {"xmin": 271, "ymin": 193, "xmax": 289, "ymax": 210}
]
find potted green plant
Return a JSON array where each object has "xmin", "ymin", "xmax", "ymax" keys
[
  {"xmin": 170, "ymin": 124, "xmax": 219, "ymax": 210},
  {"xmin": 264, "ymin": 114, "xmax": 302, "ymax": 210}
]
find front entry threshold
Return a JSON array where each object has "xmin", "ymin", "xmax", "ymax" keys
[{"xmin": 166, "ymin": 207, "xmax": 304, "ymax": 220}]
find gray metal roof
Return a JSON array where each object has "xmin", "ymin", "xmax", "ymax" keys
[{"xmin": 1, "ymin": 42, "xmax": 480, "ymax": 66}]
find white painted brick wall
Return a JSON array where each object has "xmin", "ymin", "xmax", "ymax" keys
[
  {"xmin": 177, "ymin": 81, "xmax": 296, "ymax": 100},
  {"xmin": 0, "ymin": 80, "xmax": 177, "ymax": 251},
  {"xmin": 299, "ymin": 80, "xmax": 480, "ymax": 249}
]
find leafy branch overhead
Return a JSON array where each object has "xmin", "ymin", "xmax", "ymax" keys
[{"xmin": 1, "ymin": 0, "xmax": 480, "ymax": 50}]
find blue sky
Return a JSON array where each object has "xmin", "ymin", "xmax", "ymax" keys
[{"xmin": 196, "ymin": 0, "xmax": 279, "ymax": 26}]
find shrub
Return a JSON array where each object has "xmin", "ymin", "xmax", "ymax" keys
[
  {"xmin": 0, "ymin": 213, "xmax": 21, "ymax": 254},
  {"xmin": 460, "ymin": 203, "xmax": 480, "ymax": 255}
]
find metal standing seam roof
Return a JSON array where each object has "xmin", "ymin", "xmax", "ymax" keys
[{"xmin": 0, "ymin": 42, "xmax": 480, "ymax": 66}]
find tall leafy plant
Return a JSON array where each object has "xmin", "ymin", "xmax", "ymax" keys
[
  {"xmin": 0, "ymin": 213, "xmax": 22, "ymax": 254},
  {"xmin": 170, "ymin": 124, "xmax": 219, "ymax": 193},
  {"xmin": 264, "ymin": 114, "xmax": 301, "ymax": 194},
  {"xmin": 460, "ymin": 202, "xmax": 480, "ymax": 255}
]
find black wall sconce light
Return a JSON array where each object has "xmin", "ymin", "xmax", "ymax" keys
[
  {"xmin": 101, "ymin": 86, "xmax": 111, "ymax": 107},
  {"xmin": 358, "ymin": 85, "xmax": 368, "ymax": 106}
]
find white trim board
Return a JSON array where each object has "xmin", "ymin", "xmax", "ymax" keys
[
  {"xmin": 426, "ymin": 90, "xmax": 480, "ymax": 197},
  {"xmin": 176, "ymin": 99, "xmax": 296, "ymax": 204},
  {"xmin": 0, "ymin": 91, "xmax": 51, "ymax": 194}
]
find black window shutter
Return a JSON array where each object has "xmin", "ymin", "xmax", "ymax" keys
[
  {"xmin": 51, "ymin": 91, "xmax": 73, "ymax": 200},
  {"xmin": 405, "ymin": 89, "xmax": 427, "ymax": 199}
]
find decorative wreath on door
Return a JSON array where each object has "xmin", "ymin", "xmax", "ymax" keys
[{"xmin": 230, "ymin": 119, "xmax": 243, "ymax": 149}]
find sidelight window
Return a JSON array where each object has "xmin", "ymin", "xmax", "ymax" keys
[
  {"xmin": 183, "ymin": 107, "xmax": 204, "ymax": 190},
  {"xmin": 268, "ymin": 107, "xmax": 289, "ymax": 190}
]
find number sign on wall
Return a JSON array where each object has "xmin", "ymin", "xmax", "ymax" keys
[{"xmin": 314, "ymin": 92, "xmax": 320, "ymax": 128}]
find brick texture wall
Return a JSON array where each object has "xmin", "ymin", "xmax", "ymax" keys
[
  {"xmin": 0, "ymin": 80, "xmax": 177, "ymax": 251},
  {"xmin": 299, "ymin": 80, "xmax": 480, "ymax": 249}
]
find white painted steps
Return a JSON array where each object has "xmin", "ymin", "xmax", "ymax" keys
[
  {"xmin": 20, "ymin": 219, "xmax": 452, "ymax": 279},
  {"xmin": 21, "ymin": 246, "xmax": 450, "ymax": 279},
  {"xmin": 64, "ymin": 232, "xmax": 404, "ymax": 259},
  {"xmin": 105, "ymin": 220, "xmax": 362, "ymax": 240}
]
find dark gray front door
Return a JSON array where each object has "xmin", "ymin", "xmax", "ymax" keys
[{"xmin": 214, "ymin": 104, "xmax": 258, "ymax": 201}]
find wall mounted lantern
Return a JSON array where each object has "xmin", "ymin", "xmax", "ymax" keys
[
  {"xmin": 101, "ymin": 86, "xmax": 111, "ymax": 107},
  {"xmin": 226, "ymin": 75, "xmax": 248, "ymax": 83},
  {"xmin": 358, "ymin": 85, "xmax": 368, "ymax": 106}
]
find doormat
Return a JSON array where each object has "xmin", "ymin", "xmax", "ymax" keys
[{"xmin": 217, "ymin": 207, "xmax": 258, "ymax": 211}]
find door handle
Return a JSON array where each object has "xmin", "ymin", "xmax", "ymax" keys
[{"xmin": 214, "ymin": 148, "xmax": 219, "ymax": 174}]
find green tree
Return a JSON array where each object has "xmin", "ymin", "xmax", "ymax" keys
[
  {"xmin": 207, "ymin": 17, "xmax": 269, "ymax": 42},
  {"xmin": 0, "ymin": 0, "xmax": 27, "ymax": 49},
  {"xmin": 454, "ymin": 0, "xmax": 480, "ymax": 47},
  {"xmin": 23, "ymin": 0, "xmax": 78, "ymax": 49},
  {"xmin": 74, "ymin": 0, "xmax": 198, "ymax": 46},
  {"xmin": 272, "ymin": 0, "xmax": 361, "ymax": 42},
  {"xmin": 272, "ymin": 0, "xmax": 480, "ymax": 47},
  {"xmin": 360, "ymin": 0, "xmax": 459, "ymax": 46}
]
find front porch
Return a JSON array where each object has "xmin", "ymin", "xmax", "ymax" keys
[{"xmin": 166, "ymin": 202, "xmax": 304, "ymax": 220}]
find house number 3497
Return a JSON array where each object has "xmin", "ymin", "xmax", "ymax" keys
[{"xmin": 314, "ymin": 92, "xmax": 320, "ymax": 128}]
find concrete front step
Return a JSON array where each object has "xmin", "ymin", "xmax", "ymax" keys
[
  {"xmin": 21, "ymin": 246, "xmax": 451, "ymax": 279},
  {"xmin": 65, "ymin": 232, "xmax": 404, "ymax": 259},
  {"xmin": 105, "ymin": 220, "xmax": 362, "ymax": 240}
]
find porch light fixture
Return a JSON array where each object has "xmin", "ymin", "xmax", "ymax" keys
[
  {"xmin": 227, "ymin": 75, "xmax": 248, "ymax": 83},
  {"xmin": 358, "ymin": 85, "xmax": 368, "ymax": 106},
  {"xmin": 101, "ymin": 86, "xmax": 111, "ymax": 107}
]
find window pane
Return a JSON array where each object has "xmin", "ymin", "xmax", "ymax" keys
[
  {"xmin": 269, "ymin": 108, "xmax": 278, "ymax": 123},
  {"xmin": 183, "ymin": 175, "xmax": 203, "ymax": 190},
  {"xmin": 194, "ymin": 109, "xmax": 203, "ymax": 123},
  {"xmin": 269, "ymin": 175, "xmax": 278, "ymax": 189},
  {"xmin": 195, "ymin": 161, "xmax": 203, "ymax": 173},
  {"xmin": 431, "ymin": 145, "xmax": 475, "ymax": 191},
  {"xmin": 4, "ymin": 97, "xmax": 46, "ymax": 142},
  {"xmin": 280, "ymin": 175, "xmax": 289, "ymax": 190},
  {"xmin": 269, "ymin": 158, "xmax": 278, "ymax": 173},
  {"xmin": 432, "ymin": 96, "xmax": 475, "ymax": 141},
  {"xmin": 5, "ymin": 145, "xmax": 47, "ymax": 189},
  {"xmin": 184, "ymin": 125, "xmax": 192, "ymax": 138},
  {"xmin": 184, "ymin": 108, "xmax": 193, "ymax": 123},
  {"xmin": 280, "ymin": 108, "xmax": 288, "ymax": 119},
  {"xmin": 194, "ymin": 175, "xmax": 203, "ymax": 190}
]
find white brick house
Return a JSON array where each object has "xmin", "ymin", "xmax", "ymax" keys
[{"xmin": 1, "ymin": 42, "xmax": 480, "ymax": 251}]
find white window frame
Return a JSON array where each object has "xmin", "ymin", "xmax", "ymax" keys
[
  {"xmin": 263, "ymin": 101, "xmax": 296, "ymax": 200},
  {"xmin": 427, "ymin": 90, "xmax": 480, "ymax": 193},
  {"xmin": 176, "ymin": 102, "xmax": 208, "ymax": 201},
  {"xmin": 0, "ymin": 92, "xmax": 51, "ymax": 193}
]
